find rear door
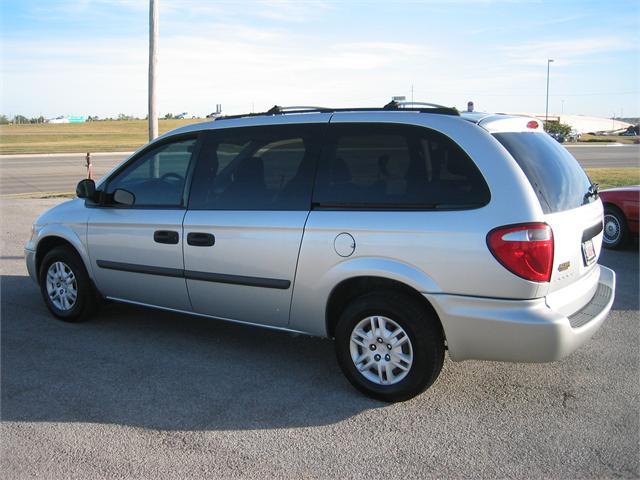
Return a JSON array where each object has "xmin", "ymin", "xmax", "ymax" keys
[
  {"xmin": 182, "ymin": 121, "xmax": 326, "ymax": 327},
  {"xmin": 492, "ymin": 130, "xmax": 602, "ymax": 296}
]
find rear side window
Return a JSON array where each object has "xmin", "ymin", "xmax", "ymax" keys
[
  {"xmin": 188, "ymin": 124, "xmax": 322, "ymax": 210},
  {"xmin": 313, "ymin": 123, "xmax": 490, "ymax": 209},
  {"xmin": 493, "ymin": 132, "xmax": 593, "ymax": 214}
]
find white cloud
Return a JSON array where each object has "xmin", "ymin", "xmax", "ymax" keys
[
  {"xmin": 500, "ymin": 36, "xmax": 632, "ymax": 65},
  {"xmin": 1, "ymin": 29, "xmax": 434, "ymax": 117},
  {"xmin": 160, "ymin": 0, "xmax": 333, "ymax": 24},
  {"xmin": 252, "ymin": 0, "xmax": 332, "ymax": 22},
  {"xmin": 2, "ymin": 3, "xmax": 638, "ymax": 118}
]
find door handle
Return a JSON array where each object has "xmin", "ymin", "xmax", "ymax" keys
[
  {"xmin": 187, "ymin": 232, "xmax": 215, "ymax": 247},
  {"xmin": 153, "ymin": 230, "xmax": 179, "ymax": 244}
]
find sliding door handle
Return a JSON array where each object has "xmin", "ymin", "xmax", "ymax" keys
[
  {"xmin": 187, "ymin": 232, "xmax": 215, "ymax": 247},
  {"xmin": 153, "ymin": 230, "xmax": 179, "ymax": 244}
]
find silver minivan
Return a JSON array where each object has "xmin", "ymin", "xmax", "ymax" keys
[{"xmin": 26, "ymin": 103, "xmax": 615, "ymax": 401}]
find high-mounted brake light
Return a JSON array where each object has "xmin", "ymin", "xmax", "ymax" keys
[
  {"xmin": 526, "ymin": 120, "xmax": 539, "ymax": 129},
  {"xmin": 487, "ymin": 223, "xmax": 554, "ymax": 282}
]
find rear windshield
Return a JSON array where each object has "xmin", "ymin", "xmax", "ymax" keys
[{"xmin": 493, "ymin": 132, "xmax": 593, "ymax": 214}]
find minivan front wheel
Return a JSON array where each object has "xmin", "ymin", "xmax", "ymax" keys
[
  {"xmin": 39, "ymin": 246, "xmax": 96, "ymax": 322},
  {"xmin": 335, "ymin": 291, "xmax": 444, "ymax": 402}
]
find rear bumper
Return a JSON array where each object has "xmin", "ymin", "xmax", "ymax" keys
[{"xmin": 425, "ymin": 265, "xmax": 616, "ymax": 363}]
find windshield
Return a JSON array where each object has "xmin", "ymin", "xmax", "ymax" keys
[{"xmin": 493, "ymin": 132, "xmax": 594, "ymax": 214}]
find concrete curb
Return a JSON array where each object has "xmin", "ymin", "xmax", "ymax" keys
[
  {"xmin": 1, "ymin": 144, "xmax": 637, "ymax": 158},
  {"xmin": 0, "ymin": 152, "xmax": 133, "ymax": 159},
  {"xmin": 566, "ymin": 143, "xmax": 636, "ymax": 148},
  {"xmin": 0, "ymin": 191, "xmax": 75, "ymax": 199}
]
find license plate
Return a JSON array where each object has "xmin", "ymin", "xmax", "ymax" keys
[{"xmin": 582, "ymin": 239, "xmax": 596, "ymax": 266}]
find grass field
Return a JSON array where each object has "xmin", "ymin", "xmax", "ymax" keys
[
  {"xmin": 585, "ymin": 167, "xmax": 639, "ymax": 190},
  {"xmin": 2, "ymin": 119, "xmax": 639, "ymax": 153},
  {"xmin": 578, "ymin": 134, "xmax": 639, "ymax": 145},
  {"xmin": 0, "ymin": 119, "xmax": 203, "ymax": 154}
]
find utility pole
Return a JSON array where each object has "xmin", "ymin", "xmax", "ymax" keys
[
  {"xmin": 148, "ymin": 0, "xmax": 158, "ymax": 141},
  {"xmin": 545, "ymin": 58, "xmax": 554, "ymax": 124}
]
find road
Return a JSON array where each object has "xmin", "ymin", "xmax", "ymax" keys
[
  {"xmin": 1, "ymin": 198, "xmax": 638, "ymax": 479},
  {"xmin": 565, "ymin": 144, "xmax": 640, "ymax": 168},
  {"xmin": 0, "ymin": 145, "xmax": 638, "ymax": 196},
  {"xmin": 0, "ymin": 152, "xmax": 129, "ymax": 196}
]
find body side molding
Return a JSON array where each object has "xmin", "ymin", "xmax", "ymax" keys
[{"xmin": 96, "ymin": 260, "xmax": 291, "ymax": 289}]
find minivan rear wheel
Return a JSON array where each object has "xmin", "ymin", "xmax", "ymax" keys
[
  {"xmin": 39, "ymin": 246, "xmax": 96, "ymax": 322},
  {"xmin": 334, "ymin": 291, "xmax": 444, "ymax": 402}
]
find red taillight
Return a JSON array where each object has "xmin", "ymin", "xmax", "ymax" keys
[
  {"xmin": 487, "ymin": 223, "xmax": 554, "ymax": 282},
  {"xmin": 526, "ymin": 120, "xmax": 539, "ymax": 129}
]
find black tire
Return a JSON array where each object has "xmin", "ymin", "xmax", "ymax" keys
[
  {"xmin": 39, "ymin": 246, "xmax": 97, "ymax": 322},
  {"xmin": 334, "ymin": 291, "xmax": 445, "ymax": 402},
  {"xmin": 603, "ymin": 205, "xmax": 628, "ymax": 250}
]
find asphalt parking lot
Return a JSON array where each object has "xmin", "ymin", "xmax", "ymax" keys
[{"xmin": 1, "ymin": 199, "xmax": 638, "ymax": 479}]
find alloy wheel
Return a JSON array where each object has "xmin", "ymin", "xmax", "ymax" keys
[
  {"xmin": 46, "ymin": 261, "xmax": 78, "ymax": 311},
  {"xmin": 603, "ymin": 213, "xmax": 621, "ymax": 245},
  {"xmin": 349, "ymin": 315, "xmax": 413, "ymax": 385}
]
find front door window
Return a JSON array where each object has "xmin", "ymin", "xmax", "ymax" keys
[{"xmin": 106, "ymin": 138, "xmax": 197, "ymax": 207}]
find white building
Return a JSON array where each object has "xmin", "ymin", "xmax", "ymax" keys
[
  {"xmin": 514, "ymin": 113, "xmax": 632, "ymax": 134},
  {"xmin": 47, "ymin": 116, "xmax": 86, "ymax": 124},
  {"xmin": 48, "ymin": 116, "xmax": 70, "ymax": 124}
]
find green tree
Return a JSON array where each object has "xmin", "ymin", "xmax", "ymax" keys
[
  {"xmin": 544, "ymin": 121, "xmax": 571, "ymax": 137},
  {"xmin": 0, "ymin": 114, "xmax": 9, "ymax": 125}
]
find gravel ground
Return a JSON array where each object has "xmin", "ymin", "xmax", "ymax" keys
[{"xmin": 1, "ymin": 199, "xmax": 638, "ymax": 479}]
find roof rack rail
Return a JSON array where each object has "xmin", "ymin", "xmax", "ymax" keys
[
  {"xmin": 383, "ymin": 100, "xmax": 458, "ymax": 115},
  {"xmin": 215, "ymin": 105, "xmax": 332, "ymax": 121},
  {"xmin": 267, "ymin": 105, "xmax": 333, "ymax": 114},
  {"xmin": 215, "ymin": 102, "xmax": 459, "ymax": 121},
  {"xmin": 397, "ymin": 101, "xmax": 451, "ymax": 109}
]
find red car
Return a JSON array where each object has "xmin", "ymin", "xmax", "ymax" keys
[{"xmin": 599, "ymin": 185, "xmax": 640, "ymax": 249}]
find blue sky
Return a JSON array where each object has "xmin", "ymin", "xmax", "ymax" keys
[{"xmin": 1, "ymin": 0, "xmax": 639, "ymax": 118}]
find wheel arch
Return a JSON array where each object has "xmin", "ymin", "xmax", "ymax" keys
[
  {"xmin": 35, "ymin": 230, "xmax": 93, "ymax": 282},
  {"xmin": 325, "ymin": 276, "xmax": 445, "ymax": 341},
  {"xmin": 602, "ymin": 201, "xmax": 625, "ymax": 218}
]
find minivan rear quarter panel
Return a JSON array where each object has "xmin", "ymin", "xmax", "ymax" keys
[{"xmin": 289, "ymin": 113, "xmax": 551, "ymax": 336}]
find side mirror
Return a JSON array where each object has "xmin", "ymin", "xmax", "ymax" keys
[
  {"xmin": 76, "ymin": 179, "xmax": 96, "ymax": 199},
  {"xmin": 113, "ymin": 188, "xmax": 135, "ymax": 206}
]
